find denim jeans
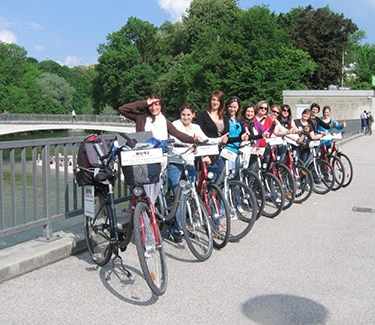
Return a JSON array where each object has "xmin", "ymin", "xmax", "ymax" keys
[{"xmin": 167, "ymin": 163, "xmax": 196, "ymax": 230}]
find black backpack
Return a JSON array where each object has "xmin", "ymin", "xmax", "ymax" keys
[{"xmin": 75, "ymin": 134, "xmax": 109, "ymax": 186}]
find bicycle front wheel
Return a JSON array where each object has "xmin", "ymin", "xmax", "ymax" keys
[
  {"xmin": 227, "ymin": 180, "xmax": 257, "ymax": 242},
  {"xmin": 308, "ymin": 159, "xmax": 334, "ymax": 194},
  {"xmin": 330, "ymin": 156, "xmax": 345, "ymax": 191},
  {"xmin": 293, "ymin": 165, "xmax": 313, "ymax": 204},
  {"xmin": 275, "ymin": 162, "xmax": 296, "ymax": 210},
  {"xmin": 207, "ymin": 183, "xmax": 231, "ymax": 250},
  {"xmin": 337, "ymin": 153, "xmax": 353, "ymax": 187},
  {"xmin": 134, "ymin": 202, "xmax": 168, "ymax": 296},
  {"xmin": 182, "ymin": 192, "xmax": 213, "ymax": 261},
  {"xmin": 242, "ymin": 169, "xmax": 265, "ymax": 218},
  {"xmin": 84, "ymin": 191, "xmax": 112, "ymax": 267},
  {"xmin": 261, "ymin": 172, "xmax": 285, "ymax": 218}
]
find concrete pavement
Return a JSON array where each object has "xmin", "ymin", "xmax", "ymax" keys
[{"xmin": 0, "ymin": 134, "xmax": 374, "ymax": 324}]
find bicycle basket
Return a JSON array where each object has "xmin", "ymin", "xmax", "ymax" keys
[{"xmin": 120, "ymin": 148, "xmax": 163, "ymax": 185}]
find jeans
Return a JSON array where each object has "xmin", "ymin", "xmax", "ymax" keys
[{"xmin": 167, "ymin": 163, "xmax": 196, "ymax": 230}]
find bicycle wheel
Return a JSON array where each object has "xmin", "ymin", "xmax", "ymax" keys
[
  {"xmin": 337, "ymin": 153, "xmax": 353, "ymax": 188},
  {"xmin": 133, "ymin": 202, "xmax": 168, "ymax": 296},
  {"xmin": 227, "ymin": 180, "xmax": 257, "ymax": 242},
  {"xmin": 84, "ymin": 192, "xmax": 113, "ymax": 267},
  {"xmin": 275, "ymin": 163, "xmax": 296, "ymax": 210},
  {"xmin": 330, "ymin": 156, "xmax": 345, "ymax": 191},
  {"xmin": 182, "ymin": 192, "xmax": 213, "ymax": 261},
  {"xmin": 261, "ymin": 172, "xmax": 285, "ymax": 218},
  {"xmin": 206, "ymin": 183, "xmax": 231, "ymax": 250},
  {"xmin": 308, "ymin": 159, "xmax": 334, "ymax": 195},
  {"xmin": 242, "ymin": 169, "xmax": 265, "ymax": 218},
  {"xmin": 293, "ymin": 165, "xmax": 313, "ymax": 204}
]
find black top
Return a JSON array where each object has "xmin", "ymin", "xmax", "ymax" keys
[
  {"xmin": 241, "ymin": 118, "xmax": 264, "ymax": 141},
  {"xmin": 197, "ymin": 111, "xmax": 229, "ymax": 138}
]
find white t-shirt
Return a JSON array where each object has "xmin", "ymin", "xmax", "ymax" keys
[{"xmin": 144, "ymin": 114, "xmax": 169, "ymax": 140}]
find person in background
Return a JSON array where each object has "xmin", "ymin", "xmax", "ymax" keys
[
  {"xmin": 367, "ymin": 111, "xmax": 373, "ymax": 135},
  {"xmin": 360, "ymin": 110, "xmax": 368, "ymax": 134},
  {"xmin": 310, "ymin": 103, "xmax": 321, "ymax": 133},
  {"xmin": 71, "ymin": 109, "xmax": 76, "ymax": 123}
]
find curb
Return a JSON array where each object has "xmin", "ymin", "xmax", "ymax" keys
[{"xmin": 0, "ymin": 229, "xmax": 86, "ymax": 284}]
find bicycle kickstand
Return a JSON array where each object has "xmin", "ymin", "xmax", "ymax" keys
[{"xmin": 106, "ymin": 251, "xmax": 134, "ymax": 283}]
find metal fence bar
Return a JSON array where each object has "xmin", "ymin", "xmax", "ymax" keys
[
  {"xmin": 32, "ymin": 147, "xmax": 37, "ymax": 221},
  {"xmin": 0, "ymin": 150, "xmax": 3, "ymax": 230},
  {"xmin": 63, "ymin": 145, "xmax": 69, "ymax": 216},
  {"xmin": 54, "ymin": 145, "xmax": 60, "ymax": 214},
  {"xmin": 42, "ymin": 145, "xmax": 51, "ymax": 239},
  {"xmin": 21, "ymin": 148, "xmax": 27, "ymax": 224},
  {"xmin": 10, "ymin": 149, "xmax": 16, "ymax": 227}
]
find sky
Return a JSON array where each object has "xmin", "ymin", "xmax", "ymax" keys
[{"xmin": 1, "ymin": 0, "xmax": 375, "ymax": 67}]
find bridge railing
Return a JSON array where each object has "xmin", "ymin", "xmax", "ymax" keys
[
  {"xmin": 0, "ymin": 113, "xmax": 133, "ymax": 125},
  {"xmin": 0, "ymin": 136, "xmax": 128, "ymax": 246}
]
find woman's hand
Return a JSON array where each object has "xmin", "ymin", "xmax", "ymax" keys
[
  {"xmin": 202, "ymin": 156, "xmax": 212, "ymax": 164},
  {"xmin": 220, "ymin": 133, "xmax": 229, "ymax": 144},
  {"xmin": 241, "ymin": 133, "xmax": 249, "ymax": 141},
  {"xmin": 263, "ymin": 131, "xmax": 270, "ymax": 138}
]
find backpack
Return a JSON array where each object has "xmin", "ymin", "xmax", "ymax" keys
[{"xmin": 75, "ymin": 134, "xmax": 109, "ymax": 186}]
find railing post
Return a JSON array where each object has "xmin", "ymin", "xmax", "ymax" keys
[{"xmin": 42, "ymin": 145, "xmax": 52, "ymax": 240}]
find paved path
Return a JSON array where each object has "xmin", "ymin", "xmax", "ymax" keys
[{"xmin": 0, "ymin": 136, "xmax": 374, "ymax": 325}]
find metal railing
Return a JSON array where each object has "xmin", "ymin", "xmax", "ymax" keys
[
  {"xmin": 0, "ymin": 113, "xmax": 133, "ymax": 125},
  {"xmin": 0, "ymin": 136, "xmax": 128, "ymax": 242}
]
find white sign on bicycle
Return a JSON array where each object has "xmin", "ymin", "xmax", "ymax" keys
[
  {"xmin": 84, "ymin": 186, "xmax": 95, "ymax": 219},
  {"xmin": 121, "ymin": 148, "xmax": 164, "ymax": 166},
  {"xmin": 220, "ymin": 148, "xmax": 238, "ymax": 162}
]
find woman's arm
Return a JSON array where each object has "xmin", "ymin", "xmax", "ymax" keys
[
  {"xmin": 117, "ymin": 100, "xmax": 148, "ymax": 121},
  {"xmin": 167, "ymin": 121, "xmax": 195, "ymax": 143}
]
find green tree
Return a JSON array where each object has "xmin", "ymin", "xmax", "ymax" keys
[{"xmin": 280, "ymin": 6, "xmax": 358, "ymax": 89}]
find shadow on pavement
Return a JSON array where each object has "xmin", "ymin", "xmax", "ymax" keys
[
  {"xmin": 163, "ymin": 240, "xmax": 199, "ymax": 263},
  {"xmin": 76, "ymin": 251, "xmax": 159, "ymax": 306},
  {"xmin": 241, "ymin": 294, "xmax": 329, "ymax": 325}
]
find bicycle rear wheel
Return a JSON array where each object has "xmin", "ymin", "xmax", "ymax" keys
[
  {"xmin": 330, "ymin": 156, "xmax": 345, "ymax": 191},
  {"xmin": 134, "ymin": 202, "xmax": 168, "ymax": 296},
  {"xmin": 84, "ymin": 192, "xmax": 112, "ymax": 267},
  {"xmin": 261, "ymin": 172, "xmax": 285, "ymax": 218},
  {"xmin": 227, "ymin": 180, "xmax": 257, "ymax": 242},
  {"xmin": 242, "ymin": 169, "xmax": 265, "ymax": 218},
  {"xmin": 182, "ymin": 192, "xmax": 213, "ymax": 261},
  {"xmin": 337, "ymin": 153, "xmax": 353, "ymax": 187},
  {"xmin": 293, "ymin": 165, "xmax": 313, "ymax": 204},
  {"xmin": 206, "ymin": 183, "xmax": 231, "ymax": 250},
  {"xmin": 308, "ymin": 159, "xmax": 334, "ymax": 194}
]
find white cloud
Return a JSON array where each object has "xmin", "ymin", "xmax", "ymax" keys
[
  {"xmin": 158, "ymin": 0, "xmax": 192, "ymax": 21},
  {"xmin": 64, "ymin": 55, "xmax": 81, "ymax": 67},
  {"xmin": 0, "ymin": 29, "xmax": 17, "ymax": 44},
  {"xmin": 27, "ymin": 22, "xmax": 44, "ymax": 32},
  {"xmin": 34, "ymin": 44, "xmax": 45, "ymax": 52}
]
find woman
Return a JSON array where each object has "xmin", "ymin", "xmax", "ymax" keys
[
  {"xmin": 294, "ymin": 109, "xmax": 323, "ymax": 162},
  {"xmin": 197, "ymin": 90, "xmax": 229, "ymax": 178},
  {"xmin": 252, "ymin": 101, "xmax": 275, "ymax": 147},
  {"xmin": 317, "ymin": 106, "xmax": 345, "ymax": 147},
  {"xmin": 278, "ymin": 104, "xmax": 298, "ymax": 133},
  {"xmin": 241, "ymin": 103, "xmax": 264, "ymax": 142}
]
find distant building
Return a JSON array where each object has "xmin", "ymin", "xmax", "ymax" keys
[{"xmin": 283, "ymin": 90, "xmax": 375, "ymax": 120}]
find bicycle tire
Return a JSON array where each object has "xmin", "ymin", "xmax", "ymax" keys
[
  {"xmin": 207, "ymin": 183, "xmax": 231, "ymax": 250},
  {"xmin": 337, "ymin": 153, "xmax": 353, "ymax": 187},
  {"xmin": 241, "ymin": 169, "xmax": 265, "ymax": 219},
  {"xmin": 182, "ymin": 192, "xmax": 213, "ymax": 261},
  {"xmin": 275, "ymin": 162, "xmax": 296, "ymax": 210},
  {"xmin": 308, "ymin": 158, "xmax": 334, "ymax": 195},
  {"xmin": 84, "ymin": 191, "xmax": 112, "ymax": 267},
  {"xmin": 261, "ymin": 172, "xmax": 285, "ymax": 218},
  {"xmin": 293, "ymin": 165, "xmax": 313, "ymax": 204},
  {"xmin": 330, "ymin": 156, "xmax": 345, "ymax": 191},
  {"xmin": 133, "ymin": 202, "xmax": 168, "ymax": 296},
  {"xmin": 226, "ymin": 180, "xmax": 257, "ymax": 242}
]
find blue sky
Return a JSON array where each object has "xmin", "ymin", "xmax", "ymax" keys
[{"xmin": 1, "ymin": 0, "xmax": 374, "ymax": 66}]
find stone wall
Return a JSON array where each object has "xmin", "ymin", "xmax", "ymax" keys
[{"xmin": 283, "ymin": 90, "xmax": 374, "ymax": 121}]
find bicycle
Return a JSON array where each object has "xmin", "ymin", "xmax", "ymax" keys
[
  {"xmin": 157, "ymin": 143, "xmax": 214, "ymax": 261},
  {"xmin": 78, "ymin": 136, "xmax": 168, "ymax": 296},
  {"xmin": 215, "ymin": 147, "xmax": 258, "ymax": 242}
]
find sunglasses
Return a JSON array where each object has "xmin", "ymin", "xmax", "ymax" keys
[
  {"xmin": 282, "ymin": 109, "xmax": 290, "ymax": 113},
  {"xmin": 272, "ymin": 110, "xmax": 280, "ymax": 115},
  {"xmin": 259, "ymin": 106, "xmax": 268, "ymax": 110}
]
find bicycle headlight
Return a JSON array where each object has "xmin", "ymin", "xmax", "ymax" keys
[
  {"xmin": 207, "ymin": 172, "xmax": 215, "ymax": 180},
  {"xmin": 179, "ymin": 179, "xmax": 188, "ymax": 188},
  {"xmin": 132, "ymin": 186, "xmax": 144, "ymax": 197}
]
